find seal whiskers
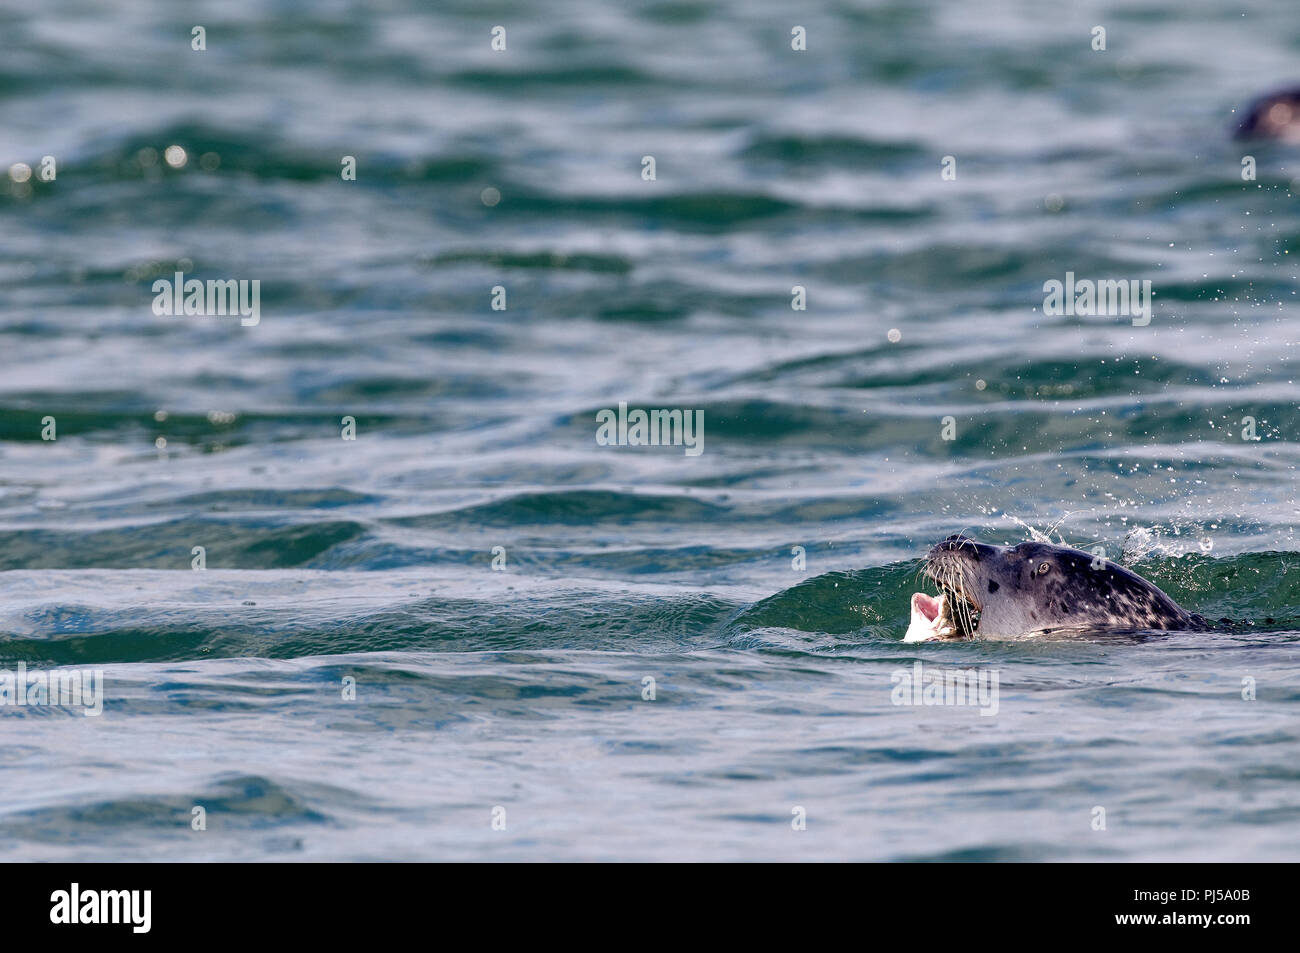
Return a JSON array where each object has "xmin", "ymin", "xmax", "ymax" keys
[{"xmin": 923, "ymin": 543, "xmax": 981, "ymax": 639}]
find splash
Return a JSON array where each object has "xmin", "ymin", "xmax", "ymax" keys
[
  {"xmin": 1120, "ymin": 523, "xmax": 1216, "ymax": 562},
  {"xmin": 1002, "ymin": 513, "xmax": 1072, "ymax": 547}
]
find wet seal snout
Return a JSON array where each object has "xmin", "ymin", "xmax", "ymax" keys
[{"xmin": 906, "ymin": 533, "xmax": 1206, "ymax": 640}]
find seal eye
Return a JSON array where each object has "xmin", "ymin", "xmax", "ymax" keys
[{"xmin": 1036, "ymin": 562, "xmax": 1051, "ymax": 575}]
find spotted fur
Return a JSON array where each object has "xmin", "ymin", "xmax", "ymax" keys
[{"xmin": 924, "ymin": 534, "xmax": 1205, "ymax": 639}]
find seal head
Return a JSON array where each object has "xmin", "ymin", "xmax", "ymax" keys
[
  {"xmin": 1234, "ymin": 86, "xmax": 1300, "ymax": 142},
  {"xmin": 917, "ymin": 534, "xmax": 1204, "ymax": 639}
]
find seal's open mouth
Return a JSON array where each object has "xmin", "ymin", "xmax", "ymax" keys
[
  {"xmin": 923, "ymin": 555, "xmax": 982, "ymax": 639},
  {"xmin": 934, "ymin": 581, "xmax": 980, "ymax": 637},
  {"xmin": 913, "ymin": 592, "xmax": 942, "ymax": 624},
  {"xmin": 904, "ymin": 591, "xmax": 951, "ymax": 642}
]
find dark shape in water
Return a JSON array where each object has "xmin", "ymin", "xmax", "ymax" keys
[
  {"xmin": 920, "ymin": 534, "xmax": 1207, "ymax": 639},
  {"xmin": 1234, "ymin": 86, "xmax": 1300, "ymax": 142}
]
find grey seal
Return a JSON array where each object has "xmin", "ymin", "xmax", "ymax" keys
[
  {"xmin": 906, "ymin": 534, "xmax": 1206, "ymax": 640},
  {"xmin": 1234, "ymin": 86, "xmax": 1300, "ymax": 142}
]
